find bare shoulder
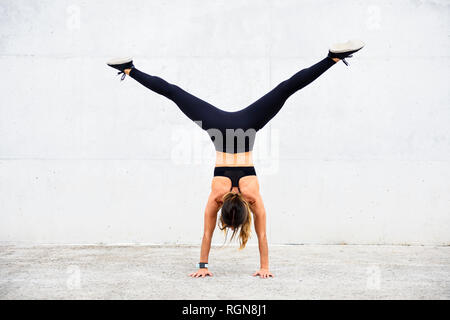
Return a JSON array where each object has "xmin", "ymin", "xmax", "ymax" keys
[
  {"xmin": 210, "ymin": 177, "xmax": 231, "ymax": 204},
  {"xmin": 238, "ymin": 176, "xmax": 260, "ymax": 204}
]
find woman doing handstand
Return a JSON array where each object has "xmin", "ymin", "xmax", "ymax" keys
[{"xmin": 107, "ymin": 40, "xmax": 365, "ymax": 279}]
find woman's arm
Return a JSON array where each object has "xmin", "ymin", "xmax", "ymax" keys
[
  {"xmin": 189, "ymin": 190, "xmax": 222, "ymax": 278},
  {"xmin": 250, "ymin": 195, "xmax": 273, "ymax": 278},
  {"xmin": 240, "ymin": 177, "xmax": 274, "ymax": 278}
]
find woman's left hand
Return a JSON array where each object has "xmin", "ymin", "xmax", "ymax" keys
[{"xmin": 252, "ymin": 268, "xmax": 274, "ymax": 279}]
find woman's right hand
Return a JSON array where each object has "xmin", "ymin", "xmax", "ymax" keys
[{"xmin": 189, "ymin": 268, "xmax": 213, "ymax": 278}]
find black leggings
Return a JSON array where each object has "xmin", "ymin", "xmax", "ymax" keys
[{"xmin": 129, "ymin": 57, "xmax": 336, "ymax": 153}]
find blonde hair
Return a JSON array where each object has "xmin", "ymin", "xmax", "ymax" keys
[{"xmin": 218, "ymin": 192, "xmax": 252, "ymax": 250}]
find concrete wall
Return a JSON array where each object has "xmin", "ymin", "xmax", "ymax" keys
[{"xmin": 0, "ymin": 0, "xmax": 449, "ymax": 245}]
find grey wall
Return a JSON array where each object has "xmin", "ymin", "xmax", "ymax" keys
[{"xmin": 0, "ymin": 0, "xmax": 449, "ymax": 245}]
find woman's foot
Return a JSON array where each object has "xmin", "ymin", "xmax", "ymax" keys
[
  {"xmin": 328, "ymin": 40, "xmax": 365, "ymax": 66},
  {"xmin": 107, "ymin": 57, "xmax": 134, "ymax": 80}
]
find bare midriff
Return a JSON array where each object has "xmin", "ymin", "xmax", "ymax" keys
[{"xmin": 215, "ymin": 151, "xmax": 254, "ymax": 167}]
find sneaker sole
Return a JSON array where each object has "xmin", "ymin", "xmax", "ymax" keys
[
  {"xmin": 329, "ymin": 40, "xmax": 365, "ymax": 53},
  {"xmin": 107, "ymin": 57, "xmax": 133, "ymax": 66}
]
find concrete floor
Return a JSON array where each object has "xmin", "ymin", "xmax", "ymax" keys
[{"xmin": 0, "ymin": 244, "xmax": 449, "ymax": 300}]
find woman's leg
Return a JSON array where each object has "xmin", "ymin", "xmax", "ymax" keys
[
  {"xmin": 128, "ymin": 68, "xmax": 223, "ymax": 129},
  {"xmin": 240, "ymin": 57, "xmax": 337, "ymax": 131}
]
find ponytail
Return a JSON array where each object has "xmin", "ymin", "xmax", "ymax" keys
[{"xmin": 218, "ymin": 192, "xmax": 252, "ymax": 250}]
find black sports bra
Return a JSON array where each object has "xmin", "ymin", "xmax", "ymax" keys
[{"xmin": 213, "ymin": 166, "xmax": 257, "ymax": 192}]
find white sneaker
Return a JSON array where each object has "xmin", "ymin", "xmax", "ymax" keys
[{"xmin": 328, "ymin": 40, "xmax": 365, "ymax": 65}]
